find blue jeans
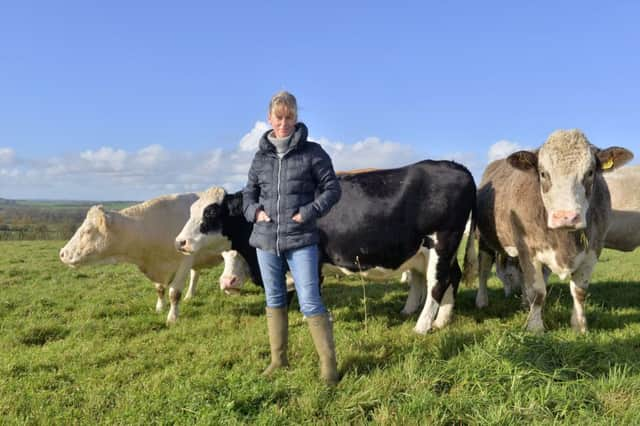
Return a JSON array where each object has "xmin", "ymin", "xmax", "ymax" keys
[{"xmin": 256, "ymin": 244, "xmax": 326, "ymax": 317}]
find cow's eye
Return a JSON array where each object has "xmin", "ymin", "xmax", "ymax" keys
[
  {"xmin": 587, "ymin": 169, "xmax": 594, "ymax": 178},
  {"xmin": 540, "ymin": 171, "xmax": 548, "ymax": 180}
]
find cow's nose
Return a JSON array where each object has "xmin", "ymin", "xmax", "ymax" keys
[
  {"xmin": 551, "ymin": 210, "xmax": 580, "ymax": 227},
  {"xmin": 220, "ymin": 276, "xmax": 238, "ymax": 289},
  {"xmin": 59, "ymin": 249, "xmax": 65, "ymax": 259}
]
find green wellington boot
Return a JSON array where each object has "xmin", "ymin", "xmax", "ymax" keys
[
  {"xmin": 263, "ymin": 307, "xmax": 289, "ymax": 376},
  {"xmin": 307, "ymin": 313, "xmax": 339, "ymax": 385}
]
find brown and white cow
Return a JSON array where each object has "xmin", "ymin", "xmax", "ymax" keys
[
  {"xmin": 59, "ymin": 191, "xmax": 230, "ymax": 324},
  {"xmin": 466, "ymin": 129, "xmax": 633, "ymax": 332},
  {"xmin": 476, "ymin": 164, "xmax": 640, "ymax": 305}
]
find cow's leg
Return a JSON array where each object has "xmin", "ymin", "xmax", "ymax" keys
[
  {"xmin": 434, "ymin": 259, "xmax": 461, "ymax": 329},
  {"xmin": 285, "ymin": 264, "xmax": 297, "ymax": 307},
  {"xmin": 167, "ymin": 259, "xmax": 193, "ymax": 324},
  {"xmin": 570, "ymin": 251, "xmax": 597, "ymax": 333},
  {"xmin": 155, "ymin": 283, "xmax": 166, "ymax": 312},
  {"xmin": 401, "ymin": 269, "xmax": 427, "ymax": 316},
  {"xmin": 521, "ymin": 259, "xmax": 546, "ymax": 333},
  {"xmin": 475, "ymin": 240, "xmax": 495, "ymax": 308},
  {"xmin": 183, "ymin": 269, "xmax": 200, "ymax": 300},
  {"xmin": 414, "ymin": 232, "xmax": 460, "ymax": 334},
  {"xmin": 496, "ymin": 256, "xmax": 523, "ymax": 298}
]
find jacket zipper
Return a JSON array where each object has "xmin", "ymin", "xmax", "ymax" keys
[{"xmin": 276, "ymin": 156, "xmax": 283, "ymax": 256}]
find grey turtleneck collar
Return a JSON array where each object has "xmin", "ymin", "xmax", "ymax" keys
[
  {"xmin": 258, "ymin": 122, "xmax": 309, "ymax": 156},
  {"xmin": 267, "ymin": 131, "xmax": 292, "ymax": 156}
]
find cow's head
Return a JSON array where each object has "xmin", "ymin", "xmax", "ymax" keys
[
  {"xmin": 59, "ymin": 205, "xmax": 117, "ymax": 266},
  {"xmin": 508, "ymin": 129, "xmax": 633, "ymax": 229},
  {"xmin": 219, "ymin": 250, "xmax": 251, "ymax": 295},
  {"xmin": 175, "ymin": 187, "xmax": 231, "ymax": 254}
]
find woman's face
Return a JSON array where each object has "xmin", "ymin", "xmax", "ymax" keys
[{"xmin": 268, "ymin": 107, "xmax": 296, "ymax": 138}]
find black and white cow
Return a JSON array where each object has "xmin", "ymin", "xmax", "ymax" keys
[{"xmin": 176, "ymin": 160, "xmax": 476, "ymax": 333}]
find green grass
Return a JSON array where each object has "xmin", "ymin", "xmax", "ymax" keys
[{"xmin": 2, "ymin": 241, "xmax": 640, "ymax": 424}]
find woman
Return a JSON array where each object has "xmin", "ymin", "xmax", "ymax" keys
[{"xmin": 243, "ymin": 91, "xmax": 341, "ymax": 385}]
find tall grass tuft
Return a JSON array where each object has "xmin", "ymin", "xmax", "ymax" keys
[{"xmin": 355, "ymin": 255, "xmax": 368, "ymax": 334}]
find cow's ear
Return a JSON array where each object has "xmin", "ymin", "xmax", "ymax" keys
[
  {"xmin": 507, "ymin": 151, "xmax": 538, "ymax": 172},
  {"xmin": 203, "ymin": 203, "xmax": 225, "ymax": 222},
  {"xmin": 93, "ymin": 208, "xmax": 112, "ymax": 232},
  {"xmin": 202, "ymin": 204, "xmax": 218, "ymax": 221},
  {"xmin": 87, "ymin": 204, "xmax": 104, "ymax": 215},
  {"xmin": 596, "ymin": 147, "xmax": 634, "ymax": 172},
  {"xmin": 224, "ymin": 193, "xmax": 243, "ymax": 217}
]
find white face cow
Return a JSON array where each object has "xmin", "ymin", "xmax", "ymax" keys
[
  {"xmin": 508, "ymin": 130, "xmax": 634, "ymax": 230},
  {"xmin": 59, "ymin": 205, "xmax": 116, "ymax": 266},
  {"xmin": 175, "ymin": 187, "xmax": 231, "ymax": 255},
  {"xmin": 219, "ymin": 250, "xmax": 251, "ymax": 295}
]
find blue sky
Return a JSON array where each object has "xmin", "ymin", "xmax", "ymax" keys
[{"xmin": 1, "ymin": 1, "xmax": 639, "ymax": 200}]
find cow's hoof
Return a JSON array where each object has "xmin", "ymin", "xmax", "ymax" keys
[
  {"xmin": 525, "ymin": 321, "xmax": 544, "ymax": 334},
  {"xmin": 413, "ymin": 325, "xmax": 432, "ymax": 335},
  {"xmin": 572, "ymin": 325, "xmax": 587, "ymax": 334},
  {"xmin": 571, "ymin": 315, "xmax": 588, "ymax": 334},
  {"xmin": 475, "ymin": 293, "xmax": 488, "ymax": 309},
  {"xmin": 155, "ymin": 302, "xmax": 165, "ymax": 312},
  {"xmin": 400, "ymin": 308, "xmax": 416, "ymax": 317},
  {"xmin": 433, "ymin": 317, "xmax": 452, "ymax": 330},
  {"xmin": 183, "ymin": 293, "xmax": 193, "ymax": 301},
  {"xmin": 166, "ymin": 312, "xmax": 178, "ymax": 325}
]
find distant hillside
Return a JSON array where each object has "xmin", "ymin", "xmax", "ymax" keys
[
  {"xmin": 0, "ymin": 198, "xmax": 140, "ymax": 240},
  {"xmin": 0, "ymin": 198, "xmax": 139, "ymax": 211}
]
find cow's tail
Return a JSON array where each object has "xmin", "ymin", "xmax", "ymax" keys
[{"xmin": 461, "ymin": 207, "xmax": 478, "ymax": 287}]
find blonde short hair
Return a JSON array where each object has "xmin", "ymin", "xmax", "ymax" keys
[{"xmin": 269, "ymin": 91, "xmax": 298, "ymax": 120}]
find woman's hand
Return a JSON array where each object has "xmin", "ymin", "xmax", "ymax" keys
[
  {"xmin": 256, "ymin": 210, "xmax": 271, "ymax": 222},
  {"xmin": 292, "ymin": 213, "xmax": 303, "ymax": 223}
]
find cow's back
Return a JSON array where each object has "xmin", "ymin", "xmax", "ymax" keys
[
  {"xmin": 605, "ymin": 165, "xmax": 640, "ymax": 211},
  {"xmin": 604, "ymin": 165, "xmax": 640, "ymax": 251},
  {"xmin": 318, "ymin": 160, "xmax": 475, "ymax": 271},
  {"xmin": 121, "ymin": 193, "xmax": 199, "ymax": 249}
]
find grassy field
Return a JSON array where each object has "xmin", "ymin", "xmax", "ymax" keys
[{"xmin": 2, "ymin": 241, "xmax": 640, "ymax": 424}]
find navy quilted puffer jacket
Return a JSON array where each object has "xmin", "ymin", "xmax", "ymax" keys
[{"xmin": 242, "ymin": 122, "xmax": 341, "ymax": 254}]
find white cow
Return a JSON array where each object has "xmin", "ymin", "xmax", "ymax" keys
[
  {"xmin": 603, "ymin": 165, "xmax": 640, "ymax": 251},
  {"xmin": 59, "ymin": 191, "xmax": 231, "ymax": 324},
  {"xmin": 211, "ymin": 239, "xmax": 431, "ymax": 318},
  {"xmin": 219, "ymin": 250, "xmax": 251, "ymax": 295}
]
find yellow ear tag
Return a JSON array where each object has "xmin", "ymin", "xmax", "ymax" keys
[
  {"xmin": 579, "ymin": 230, "xmax": 589, "ymax": 250},
  {"xmin": 602, "ymin": 157, "xmax": 614, "ymax": 170}
]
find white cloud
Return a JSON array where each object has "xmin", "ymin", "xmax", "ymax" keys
[
  {"xmin": 239, "ymin": 121, "xmax": 269, "ymax": 152},
  {"xmin": 2, "ymin": 125, "xmax": 489, "ymax": 200},
  {"xmin": 0, "ymin": 148, "xmax": 16, "ymax": 165},
  {"xmin": 80, "ymin": 147, "xmax": 128, "ymax": 172},
  {"xmin": 488, "ymin": 140, "xmax": 522, "ymax": 162},
  {"xmin": 1, "ymin": 167, "xmax": 20, "ymax": 177},
  {"xmin": 135, "ymin": 144, "xmax": 168, "ymax": 170},
  {"xmin": 319, "ymin": 136, "xmax": 416, "ymax": 172}
]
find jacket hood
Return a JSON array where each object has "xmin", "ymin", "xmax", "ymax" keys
[{"xmin": 258, "ymin": 122, "xmax": 309, "ymax": 154}]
